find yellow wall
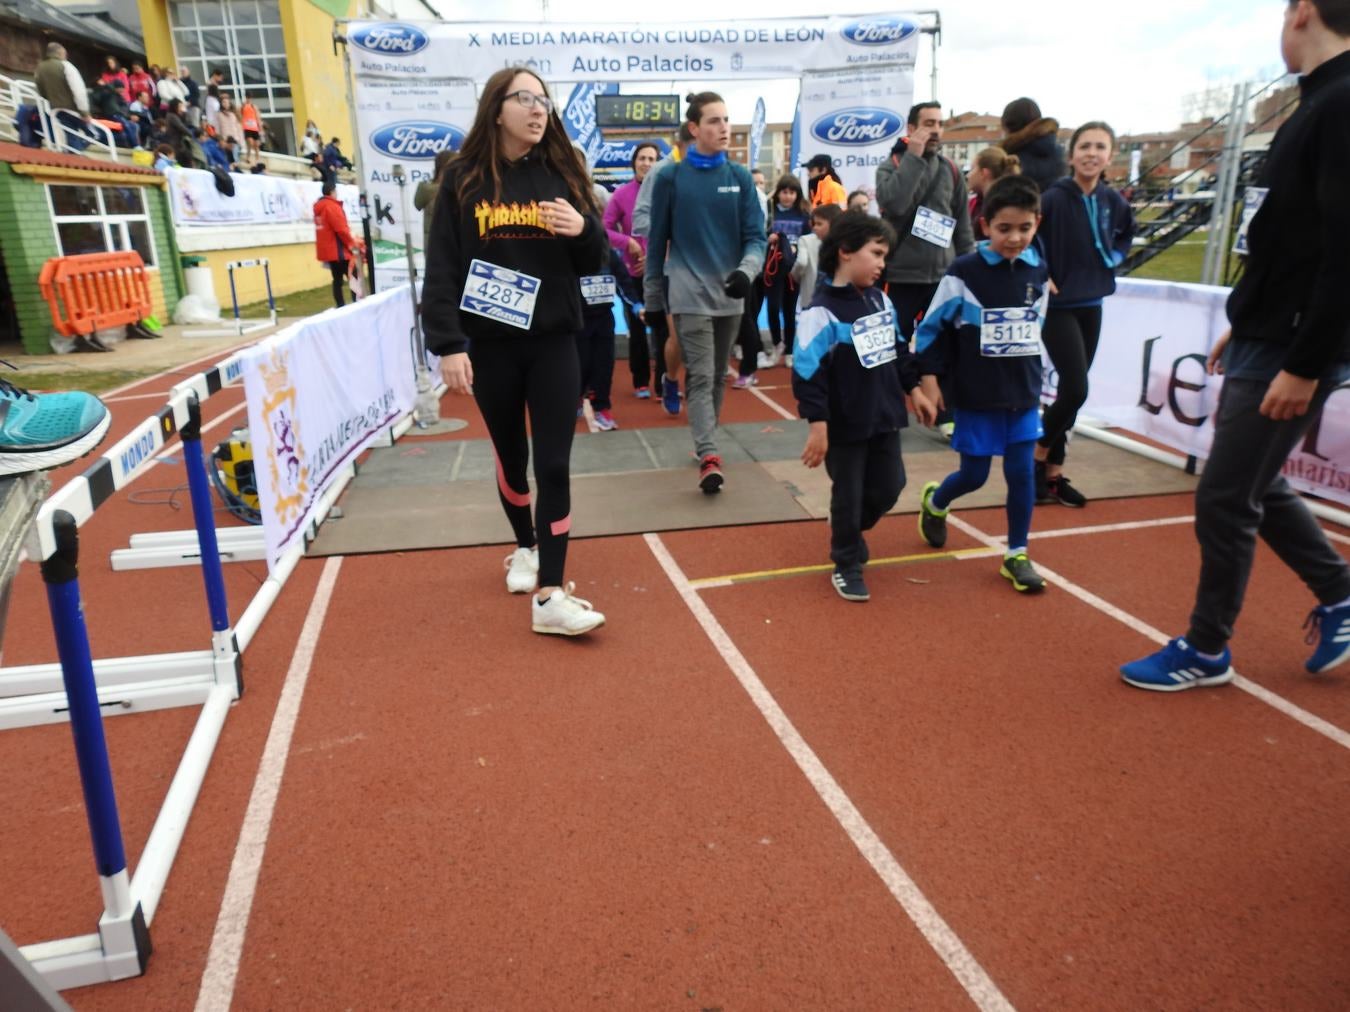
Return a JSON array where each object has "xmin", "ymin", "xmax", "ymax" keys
[
  {"xmin": 136, "ymin": 0, "xmax": 175, "ymax": 69},
  {"xmin": 282, "ymin": 0, "xmax": 358, "ymax": 150},
  {"xmin": 201, "ymin": 242, "xmax": 329, "ymax": 309}
]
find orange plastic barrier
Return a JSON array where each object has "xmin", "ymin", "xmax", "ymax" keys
[{"xmin": 39, "ymin": 251, "xmax": 153, "ymax": 337}]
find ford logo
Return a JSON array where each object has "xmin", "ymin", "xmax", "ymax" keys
[
  {"xmin": 809, "ymin": 108, "xmax": 904, "ymax": 146},
  {"xmin": 350, "ymin": 23, "xmax": 430, "ymax": 55},
  {"xmin": 840, "ymin": 18, "xmax": 918, "ymax": 46},
  {"xmin": 369, "ymin": 121, "xmax": 464, "ymax": 158}
]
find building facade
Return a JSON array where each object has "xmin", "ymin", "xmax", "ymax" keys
[{"xmin": 135, "ymin": 0, "xmax": 355, "ymax": 157}]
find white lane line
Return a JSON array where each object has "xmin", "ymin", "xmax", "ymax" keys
[
  {"xmin": 194, "ymin": 556, "xmax": 344, "ymax": 1012},
  {"xmin": 449, "ymin": 440, "xmax": 468, "ymax": 482},
  {"xmin": 726, "ymin": 365, "xmax": 796, "ymax": 421},
  {"xmin": 634, "ymin": 428, "xmax": 663, "ymax": 470},
  {"xmin": 100, "ymin": 337, "xmax": 260, "ymax": 399},
  {"xmin": 644, "ymin": 532, "xmax": 1015, "ymax": 1012},
  {"xmin": 1025, "ymin": 516, "xmax": 1194, "ymax": 541},
  {"xmin": 105, "ymin": 391, "xmax": 189, "ymax": 403},
  {"xmin": 946, "ymin": 514, "xmax": 1350, "ymax": 751}
]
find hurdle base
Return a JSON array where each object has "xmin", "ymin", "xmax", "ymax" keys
[
  {"xmin": 111, "ymin": 527, "xmax": 266, "ymax": 571},
  {"xmin": 0, "ymin": 650, "xmax": 221, "ymax": 730},
  {"xmin": 21, "ymin": 898, "xmax": 151, "ymax": 991}
]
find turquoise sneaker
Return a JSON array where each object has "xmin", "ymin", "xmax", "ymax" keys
[{"xmin": 0, "ymin": 378, "xmax": 111, "ymax": 476}]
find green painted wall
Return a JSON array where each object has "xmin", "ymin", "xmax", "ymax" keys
[
  {"xmin": 0, "ymin": 164, "xmax": 61, "ymax": 354},
  {"xmin": 0, "ymin": 166, "xmax": 181, "ymax": 354}
]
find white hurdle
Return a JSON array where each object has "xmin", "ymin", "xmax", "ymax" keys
[{"xmin": 184, "ymin": 259, "xmax": 279, "ymax": 339}]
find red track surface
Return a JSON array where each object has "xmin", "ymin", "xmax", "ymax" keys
[{"xmin": 2, "ymin": 351, "xmax": 1347, "ymax": 1009}]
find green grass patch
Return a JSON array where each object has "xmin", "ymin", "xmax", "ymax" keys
[
  {"xmin": 1128, "ymin": 240, "xmax": 1207, "ymax": 284},
  {"xmin": 237, "ymin": 284, "xmax": 335, "ymax": 320},
  {"xmin": 9, "ymin": 368, "xmax": 161, "ymax": 395}
]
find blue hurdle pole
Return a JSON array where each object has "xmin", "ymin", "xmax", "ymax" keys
[
  {"xmin": 227, "ymin": 264, "xmax": 241, "ymax": 331},
  {"xmin": 262, "ymin": 261, "xmax": 275, "ymax": 317},
  {"xmin": 40, "ymin": 510, "xmax": 128, "ymax": 887},
  {"xmin": 179, "ymin": 396, "xmax": 231, "ymax": 635}
]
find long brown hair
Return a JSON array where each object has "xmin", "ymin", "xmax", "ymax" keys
[
  {"xmin": 453, "ymin": 67, "xmax": 597, "ymax": 214},
  {"xmin": 771, "ymin": 174, "xmax": 810, "ymax": 217}
]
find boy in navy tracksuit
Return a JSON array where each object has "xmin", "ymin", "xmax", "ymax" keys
[
  {"xmin": 793, "ymin": 212, "xmax": 937, "ymax": 602},
  {"xmin": 915, "ymin": 176, "xmax": 1051, "ymax": 593}
]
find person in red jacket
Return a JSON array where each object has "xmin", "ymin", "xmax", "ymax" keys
[{"xmin": 313, "ymin": 181, "xmax": 362, "ymax": 307}]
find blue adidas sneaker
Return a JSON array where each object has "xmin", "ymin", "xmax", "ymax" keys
[
  {"xmin": 0, "ymin": 379, "xmax": 111, "ymax": 476},
  {"xmin": 1120, "ymin": 638, "xmax": 1234, "ymax": 692},
  {"xmin": 1304, "ymin": 603, "xmax": 1350, "ymax": 674}
]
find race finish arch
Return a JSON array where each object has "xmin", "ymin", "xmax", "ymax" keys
[{"xmin": 334, "ymin": 13, "xmax": 941, "ymax": 291}]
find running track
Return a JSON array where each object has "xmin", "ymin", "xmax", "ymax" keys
[{"xmin": 1, "ymin": 346, "xmax": 1347, "ymax": 1009}]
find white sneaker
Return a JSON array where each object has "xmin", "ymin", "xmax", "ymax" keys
[
  {"xmin": 756, "ymin": 351, "xmax": 776, "ymax": 370},
  {"xmin": 504, "ymin": 547, "xmax": 539, "ymax": 594},
  {"xmin": 532, "ymin": 582, "xmax": 606, "ymax": 636}
]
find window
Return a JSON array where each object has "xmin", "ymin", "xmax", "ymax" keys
[
  {"xmin": 47, "ymin": 184, "xmax": 158, "ymax": 267},
  {"xmin": 169, "ymin": 0, "xmax": 293, "ymax": 154}
]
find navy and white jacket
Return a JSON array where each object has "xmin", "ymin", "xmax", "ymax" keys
[
  {"xmin": 1037, "ymin": 177, "xmax": 1134, "ymax": 307},
  {"xmin": 915, "ymin": 243, "xmax": 1051, "ymax": 413},
  {"xmin": 792, "ymin": 283, "xmax": 921, "ymax": 443}
]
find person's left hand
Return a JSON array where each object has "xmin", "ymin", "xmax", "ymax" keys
[
  {"xmin": 1260, "ymin": 370, "xmax": 1317, "ymax": 420},
  {"xmin": 801, "ymin": 421, "xmax": 828, "ymax": 468},
  {"xmin": 541, "ymin": 198, "xmax": 584, "ymax": 236},
  {"xmin": 909, "ymin": 387, "xmax": 937, "ymax": 427}
]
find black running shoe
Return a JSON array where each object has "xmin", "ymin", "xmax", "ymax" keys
[
  {"xmin": 698, "ymin": 454, "xmax": 724, "ymax": 494},
  {"xmin": 1034, "ymin": 460, "xmax": 1054, "ymax": 504},
  {"xmin": 1050, "ymin": 475, "xmax": 1087, "ymax": 508},
  {"xmin": 831, "ymin": 567, "xmax": 869, "ymax": 602},
  {"xmin": 918, "ymin": 480, "xmax": 948, "ymax": 548},
  {"xmin": 1000, "ymin": 553, "xmax": 1046, "ymax": 593}
]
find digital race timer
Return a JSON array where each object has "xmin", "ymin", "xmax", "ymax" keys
[{"xmin": 594, "ymin": 95, "xmax": 681, "ymax": 129}]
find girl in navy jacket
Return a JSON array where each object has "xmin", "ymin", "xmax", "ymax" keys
[
  {"xmin": 764, "ymin": 174, "xmax": 811, "ymax": 364},
  {"xmin": 1034, "ymin": 121, "xmax": 1134, "ymax": 508}
]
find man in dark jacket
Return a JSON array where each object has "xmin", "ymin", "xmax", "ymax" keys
[
  {"xmin": 999, "ymin": 97, "xmax": 1067, "ymax": 192},
  {"xmin": 1122, "ymin": 0, "xmax": 1350, "ymax": 691},
  {"xmin": 874, "ymin": 101, "xmax": 975, "ymax": 342}
]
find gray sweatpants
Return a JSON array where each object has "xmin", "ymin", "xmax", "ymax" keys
[
  {"xmin": 674, "ymin": 313, "xmax": 740, "ymax": 460},
  {"xmin": 1187, "ymin": 373, "xmax": 1350, "ymax": 653}
]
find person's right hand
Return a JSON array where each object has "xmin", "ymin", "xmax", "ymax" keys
[
  {"xmin": 627, "ymin": 237, "xmax": 642, "ymax": 259},
  {"xmin": 1206, "ymin": 327, "xmax": 1232, "ymax": 376},
  {"xmin": 440, "ymin": 352, "xmax": 473, "ymax": 395},
  {"xmin": 906, "ymin": 127, "xmax": 931, "ymax": 158}
]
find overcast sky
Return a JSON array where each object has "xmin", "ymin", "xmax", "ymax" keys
[{"xmin": 404, "ymin": 0, "xmax": 1289, "ymax": 134}]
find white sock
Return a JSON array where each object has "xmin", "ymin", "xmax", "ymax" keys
[{"xmin": 1004, "ymin": 547, "xmax": 1027, "ymax": 558}]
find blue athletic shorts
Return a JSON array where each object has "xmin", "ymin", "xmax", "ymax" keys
[{"xmin": 951, "ymin": 407, "xmax": 1042, "ymax": 457}]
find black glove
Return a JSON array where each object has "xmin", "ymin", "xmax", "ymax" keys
[{"xmin": 723, "ymin": 269, "xmax": 751, "ymax": 298}]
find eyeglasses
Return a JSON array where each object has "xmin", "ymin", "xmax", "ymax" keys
[{"xmin": 506, "ymin": 90, "xmax": 553, "ymax": 114}]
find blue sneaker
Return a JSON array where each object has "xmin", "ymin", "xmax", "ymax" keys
[
  {"xmin": 1120, "ymin": 638, "xmax": 1233, "ymax": 692},
  {"xmin": 661, "ymin": 376, "xmax": 681, "ymax": 416},
  {"xmin": 1304, "ymin": 603, "xmax": 1350, "ymax": 674},
  {"xmin": 0, "ymin": 379, "xmax": 111, "ymax": 476}
]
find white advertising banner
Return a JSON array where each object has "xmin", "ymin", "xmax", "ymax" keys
[
  {"xmin": 164, "ymin": 167, "xmax": 359, "ymax": 227},
  {"xmin": 1061, "ymin": 278, "xmax": 1350, "ymax": 506},
  {"xmin": 242, "ymin": 285, "xmax": 418, "ymax": 570},
  {"xmin": 345, "ymin": 15, "xmax": 925, "ymax": 82},
  {"xmin": 796, "ymin": 65, "xmax": 917, "ymax": 204},
  {"xmin": 353, "ymin": 76, "xmax": 478, "ymax": 291}
]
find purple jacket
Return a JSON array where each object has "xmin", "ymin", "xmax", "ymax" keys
[{"xmin": 604, "ymin": 178, "xmax": 647, "ymax": 276}]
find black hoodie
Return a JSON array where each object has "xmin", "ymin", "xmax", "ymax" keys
[
  {"xmin": 422, "ymin": 152, "xmax": 607, "ymax": 357},
  {"xmin": 1225, "ymin": 49, "xmax": 1350, "ymax": 379}
]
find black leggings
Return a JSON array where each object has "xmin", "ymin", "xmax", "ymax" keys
[
  {"xmin": 469, "ymin": 335, "xmax": 579, "ymax": 588},
  {"xmin": 764, "ymin": 268, "xmax": 795, "ymax": 350},
  {"xmin": 328, "ymin": 261, "xmax": 346, "ymax": 308},
  {"xmin": 1039, "ymin": 306, "xmax": 1103, "ymax": 466},
  {"xmin": 737, "ymin": 275, "xmax": 766, "ymax": 378}
]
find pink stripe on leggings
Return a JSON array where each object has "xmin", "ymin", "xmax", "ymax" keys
[
  {"xmin": 550, "ymin": 514, "xmax": 571, "ymax": 536},
  {"xmin": 495, "ymin": 453, "xmax": 531, "ymax": 508}
]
